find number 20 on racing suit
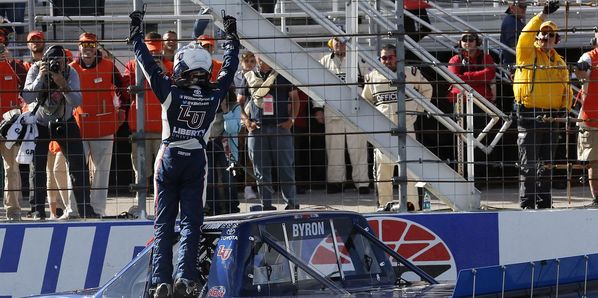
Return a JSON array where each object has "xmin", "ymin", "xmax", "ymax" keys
[{"xmin": 131, "ymin": 31, "xmax": 239, "ymax": 286}]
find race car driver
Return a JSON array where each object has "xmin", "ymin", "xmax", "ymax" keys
[{"xmin": 128, "ymin": 10, "xmax": 239, "ymax": 298}]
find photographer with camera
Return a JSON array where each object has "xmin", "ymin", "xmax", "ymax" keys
[
  {"xmin": 128, "ymin": 9, "xmax": 239, "ymax": 297},
  {"xmin": 22, "ymin": 45, "xmax": 99, "ymax": 220}
]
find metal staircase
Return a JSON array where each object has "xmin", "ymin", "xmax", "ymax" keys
[{"xmin": 192, "ymin": 0, "xmax": 482, "ymax": 211}]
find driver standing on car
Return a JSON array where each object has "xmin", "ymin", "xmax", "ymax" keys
[{"xmin": 128, "ymin": 9, "xmax": 239, "ymax": 298}]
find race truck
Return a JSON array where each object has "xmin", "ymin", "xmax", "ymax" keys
[{"xmin": 28, "ymin": 210, "xmax": 598, "ymax": 297}]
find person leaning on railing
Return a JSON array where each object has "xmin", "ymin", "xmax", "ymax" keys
[{"xmin": 513, "ymin": 0, "xmax": 573, "ymax": 210}]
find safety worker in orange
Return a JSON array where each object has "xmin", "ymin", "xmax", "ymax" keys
[
  {"xmin": 575, "ymin": 30, "xmax": 598, "ymax": 207},
  {"xmin": 124, "ymin": 31, "xmax": 173, "ymax": 185},
  {"xmin": 197, "ymin": 34, "xmax": 222, "ymax": 81},
  {"xmin": 0, "ymin": 32, "xmax": 25, "ymax": 221},
  {"xmin": 71, "ymin": 32, "xmax": 128, "ymax": 216}
]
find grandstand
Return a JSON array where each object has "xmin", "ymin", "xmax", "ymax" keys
[{"xmin": 2, "ymin": 0, "xmax": 598, "ymax": 219}]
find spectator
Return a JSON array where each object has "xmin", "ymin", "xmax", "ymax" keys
[
  {"xmin": 22, "ymin": 45, "xmax": 99, "ymax": 219},
  {"xmin": 361, "ymin": 44, "xmax": 432, "ymax": 211},
  {"xmin": 46, "ymin": 141, "xmax": 71, "ymax": 219},
  {"xmin": 500, "ymin": 0, "xmax": 527, "ymax": 68},
  {"xmin": 197, "ymin": 34, "xmax": 223, "ymax": 81},
  {"xmin": 44, "ymin": 48, "xmax": 74, "ymax": 219},
  {"xmin": 163, "ymin": 30, "xmax": 177, "ymax": 62},
  {"xmin": 0, "ymin": 33, "xmax": 24, "ymax": 221},
  {"xmin": 70, "ymin": 32, "xmax": 127, "ymax": 216},
  {"xmin": 404, "ymin": 0, "xmax": 432, "ymax": 42},
  {"xmin": 198, "ymin": 33, "xmax": 239, "ymax": 215},
  {"xmin": 293, "ymin": 90, "xmax": 317, "ymax": 194},
  {"xmin": 243, "ymin": 56, "xmax": 300, "ymax": 210},
  {"xmin": 0, "ymin": 3, "xmax": 25, "ymax": 53},
  {"xmin": 23, "ymin": 31, "xmax": 45, "ymax": 71},
  {"xmin": 124, "ymin": 32, "xmax": 173, "ymax": 188},
  {"xmin": 205, "ymin": 89, "xmax": 240, "ymax": 215},
  {"xmin": 575, "ymin": 31, "xmax": 598, "ymax": 207},
  {"xmin": 319, "ymin": 37, "xmax": 370, "ymax": 194},
  {"xmin": 448, "ymin": 32, "xmax": 496, "ymax": 103},
  {"xmin": 22, "ymin": 30, "xmax": 45, "ymax": 218},
  {"xmin": 513, "ymin": 1, "xmax": 572, "ymax": 209},
  {"xmin": 234, "ymin": 51, "xmax": 258, "ymax": 201},
  {"xmin": 128, "ymin": 10, "xmax": 239, "ymax": 297}
]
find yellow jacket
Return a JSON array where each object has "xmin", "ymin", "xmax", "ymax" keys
[{"xmin": 513, "ymin": 14, "xmax": 572, "ymax": 110}]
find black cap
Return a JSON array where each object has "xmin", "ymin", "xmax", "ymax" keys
[{"xmin": 43, "ymin": 45, "xmax": 66, "ymax": 60}]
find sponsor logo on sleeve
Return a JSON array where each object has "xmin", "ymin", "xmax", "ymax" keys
[
  {"xmin": 216, "ymin": 245, "xmax": 232, "ymax": 261},
  {"xmin": 208, "ymin": 286, "xmax": 226, "ymax": 297}
]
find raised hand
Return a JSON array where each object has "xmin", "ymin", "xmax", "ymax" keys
[
  {"xmin": 542, "ymin": 0, "xmax": 560, "ymax": 15},
  {"xmin": 222, "ymin": 12, "xmax": 239, "ymax": 40}
]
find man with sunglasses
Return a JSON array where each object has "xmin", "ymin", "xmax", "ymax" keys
[
  {"xmin": 318, "ymin": 37, "xmax": 370, "ymax": 195},
  {"xmin": 70, "ymin": 32, "xmax": 128, "ymax": 216},
  {"xmin": 513, "ymin": 0, "xmax": 572, "ymax": 209},
  {"xmin": 448, "ymin": 32, "xmax": 496, "ymax": 103},
  {"xmin": 362, "ymin": 44, "xmax": 432, "ymax": 211},
  {"xmin": 500, "ymin": 0, "xmax": 527, "ymax": 68},
  {"xmin": 162, "ymin": 30, "xmax": 177, "ymax": 63}
]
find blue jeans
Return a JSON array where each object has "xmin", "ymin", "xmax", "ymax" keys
[{"xmin": 248, "ymin": 126, "xmax": 297, "ymax": 207}]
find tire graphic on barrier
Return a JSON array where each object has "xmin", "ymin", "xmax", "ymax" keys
[
  {"xmin": 308, "ymin": 217, "xmax": 456, "ymax": 281},
  {"xmin": 367, "ymin": 217, "xmax": 457, "ymax": 281}
]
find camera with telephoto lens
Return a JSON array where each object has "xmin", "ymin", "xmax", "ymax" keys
[
  {"xmin": 49, "ymin": 58, "xmax": 61, "ymax": 73},
  {"xmin": 48, "ymin": 118, "xmax": 65, "ymax": 138}
]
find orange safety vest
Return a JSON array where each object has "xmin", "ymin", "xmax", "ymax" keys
[
  {"xmin": 23, "ymin": 60, "xmax": 32, "ymax": 72},
  {"xmin": 581, "ymin": 48, "xmax": 598, "ymax": 127},
  {"xmin": 211, "ymin": 59, "xmax": 223, "ymax": 82},
  {"xmin": 127, "ymin": 59, "xmax": 173, "ymax": 133},
  {"xmin": 71, "ymin": 58, "xmax": 120, "ymax": 138},
  {"xmin": 0, "ymin": 61, "xmax": 21, "ymax": 114}
]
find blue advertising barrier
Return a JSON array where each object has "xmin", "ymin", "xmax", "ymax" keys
[
  {"xmin": 2, "ymin": 209, "xmax": 598, "ymax": 297},
  {"xmin": 453, "ymin": 253, "xmax": 598, "ymax": 297}
]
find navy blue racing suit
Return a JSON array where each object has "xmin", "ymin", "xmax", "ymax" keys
[{"xmin": 131, "ymin": 32, "xmax": 239, "ymax": 285}]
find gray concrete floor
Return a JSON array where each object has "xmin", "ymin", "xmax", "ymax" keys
[{"xmin": 1, "ymin": 183, "xmax": 596, "ymax": 221}]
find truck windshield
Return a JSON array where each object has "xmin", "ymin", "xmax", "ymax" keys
[{"xmin": 251, "ymin": 217, "xmax": 394, "ymax": 289}]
